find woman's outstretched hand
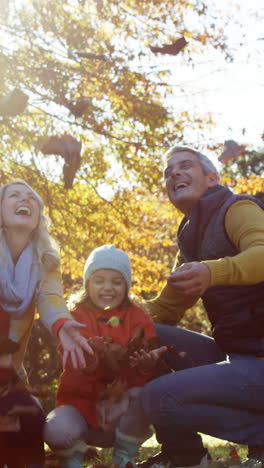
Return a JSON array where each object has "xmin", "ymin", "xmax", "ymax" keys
[{"xmin": 58, "ymin": 320, "xmax": 93, "ymax": 369}]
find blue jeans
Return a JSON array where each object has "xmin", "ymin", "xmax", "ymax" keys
[{"xmin": 141, "ymin": 325, "xmax": 264, "ymax": 463}]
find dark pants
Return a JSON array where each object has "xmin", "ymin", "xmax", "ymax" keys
[
  {"xmin": 0, "ymin": 390, "xmax": 45, "ymax": 467},
  {"xmin": 141, "ymin": 325, "xmax": 264, "ymax": 465}
]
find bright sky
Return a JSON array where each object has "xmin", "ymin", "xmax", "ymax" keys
[
  {"xmin": 0, "ymin": 0, "xmax": 263, "ymax": 172},
  {"xmin": 168, "ymin": 0, "xmax": 264, "ymax": 163}
]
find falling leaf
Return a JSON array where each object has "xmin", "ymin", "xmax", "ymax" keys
[
  {"xmin": 0, "ymin": 88, "xmax": 28, "ymax": 117},
  {"xmin": 38, "ymin": 134, "xmax": 82, "ymax": 189},
  {"xmin": 149, "ymin": 37, "xmax": 187, "ymax": 55},
  {"xmin": 218, "ymin": 140, "xmax": 247, "ymax": 163}
]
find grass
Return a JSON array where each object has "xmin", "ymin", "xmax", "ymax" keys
[
  {"xmin": 45, "ymin": 434, "xmax": 248, "ymax": 467},
  {"xmin": 140, "ymin": 434, "xmax": 247, "ymax": 465}
]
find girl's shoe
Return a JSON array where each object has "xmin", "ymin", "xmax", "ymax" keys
[
  {"xmin": 113, "ymin": 429, "xmax": 151, "ymax": 468},
  {"xmin": 59, "ymin": 451, "xmax": 84, "ymax": 468}
]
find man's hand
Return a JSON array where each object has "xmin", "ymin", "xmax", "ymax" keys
[
  {"xmin": 58, "ymin": 320, "xmax": 94, "ymax": 369},
  {"xmin": 167, "ymin": 262, "xmax": 211, "ymax": 296},
  {"xmin": 129, "ymin": 346, "xmax": 168, "ymax": 373}
]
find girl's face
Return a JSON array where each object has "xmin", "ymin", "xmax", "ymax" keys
[
  {"xmin": 1, "ymin": 183, "xmax": 40, "ymax": 233},
  {"xmin": 87, "ymin": 269, "xmax": 127, "ymax": 310}
]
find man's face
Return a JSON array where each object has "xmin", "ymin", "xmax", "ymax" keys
[{"xmin": 164, "ymin": 151, "xmax": 218, "ymax": 215}]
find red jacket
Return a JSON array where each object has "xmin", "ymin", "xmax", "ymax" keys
[{"xmin": 56, "ymin": 303, "xmax": 157, "ymax": 428}]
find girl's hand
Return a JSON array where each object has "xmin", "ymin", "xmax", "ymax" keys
[
  {"xmin": 58, "ymin": 320, "xmax": 94, "ymax": 369},
  {"xmin": 129, "ymin": 346, "xmax": 167, "ymax": 374},
  {"xmin": 88, "ymin": 336, "xmax": 110, "ymax": 357}
]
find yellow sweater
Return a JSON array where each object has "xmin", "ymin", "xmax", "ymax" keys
[
  {"xmin": 146, "ymin": 200, "xmax": 264, "ymax": 324},
  {"xmin": 9, "ymin": 267, "xmax": 72, "ymax": 376}
]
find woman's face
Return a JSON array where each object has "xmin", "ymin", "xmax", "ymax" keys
[
  {"xmin": 1, "ymin": 183, "xmax": 40, "ymax": 233},
  {"xmin": 87, "ymin": 269, "xmax": 127, "ymax": 310}
]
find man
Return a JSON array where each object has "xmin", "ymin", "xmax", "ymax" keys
[{"xmin": 139, "ymin": 146, "xmax": 264, "ymax": 468}]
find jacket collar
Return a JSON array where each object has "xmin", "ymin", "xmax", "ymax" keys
[{"xmin": 177, "ymin": 185, "xmax": 233, "ymax": 261}]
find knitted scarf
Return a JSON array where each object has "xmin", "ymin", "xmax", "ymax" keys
[{"xmin": 0, "ymin": 242, "xmax": 40, "ymax": 318}]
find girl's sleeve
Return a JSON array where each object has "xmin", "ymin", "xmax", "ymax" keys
[{"xmin": 131, "ymin": 306, "xmax": 157, "ymax": 342}]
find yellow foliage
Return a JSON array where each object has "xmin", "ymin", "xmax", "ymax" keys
[{"xmin": 0, "ymin": 0, "xmax": 254, "ymax": 336}]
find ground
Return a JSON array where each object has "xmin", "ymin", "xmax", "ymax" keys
[{"xmin": 45, "ymin": 434, "xmax": 248, "ymax": 467}]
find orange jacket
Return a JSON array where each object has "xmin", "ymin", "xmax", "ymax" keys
[{"xmin": 56, "ymin": 303, "xmax": 157, "ymax": 428}]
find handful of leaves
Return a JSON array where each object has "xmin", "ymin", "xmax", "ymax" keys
[{"xmin": 82, "ymin": 327, "xmax": 187, "ymax": 377}]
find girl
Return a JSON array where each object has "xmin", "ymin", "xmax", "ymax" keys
[
  {"xmin": 45, "ymin": 244, "xmax": 167, "ymax": 468},
  {"xmin": 0, "ymin": 179, "xmax": 92, "ymax": 467}
]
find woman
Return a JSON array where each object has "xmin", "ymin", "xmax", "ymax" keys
[{"xmin": 0, "ymin": 179, "xmax": 93, "ymax": 467}]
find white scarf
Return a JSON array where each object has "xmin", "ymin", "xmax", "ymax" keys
[{"xmin": 0, "ymin": 242, "xmax": 40, "ymax": 318}]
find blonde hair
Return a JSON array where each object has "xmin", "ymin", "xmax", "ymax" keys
[{"xmin": 0, "ymin": 179, "xmax": 60, "ymax": 272}]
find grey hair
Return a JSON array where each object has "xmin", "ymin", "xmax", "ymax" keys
[{"xmin": 163, "ymin": 145, "xmax": 220, "ymax": 181}]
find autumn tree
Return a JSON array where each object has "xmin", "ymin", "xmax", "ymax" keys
[
  {"xmin": 0, "ymin": 0, "xmax": 237, "ymax": 400},
  {"xmin": 0, "ymin": 0, "xmax": 237, "ymax": 287},
  {"xmin": 220, "ymin": 148, "xmax": 264, "ymax": 197}
]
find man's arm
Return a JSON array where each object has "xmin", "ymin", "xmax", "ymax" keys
[
  {"xmin": 145, "ymin": 199, "xmax": 264, "ymax": 322},
  {"xmin": 203, "ymin": 200, "xmax": 264, "ymax": 285},
  {"xmin": 167, "ymin": 200, "xmax": 264, "ymax": 296},
  {"xmin": 145, "ymin": 252, "xmax": 198, "ymax": 324}
]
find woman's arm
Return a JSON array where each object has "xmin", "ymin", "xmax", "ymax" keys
[{"xmin": 36, "ymin": 267, "xmax": 93, "ymax": 368}]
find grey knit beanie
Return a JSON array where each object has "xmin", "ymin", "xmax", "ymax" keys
[{"xmin": 83, "ymin": 244, "xmax": 131, "ymax": 290}]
